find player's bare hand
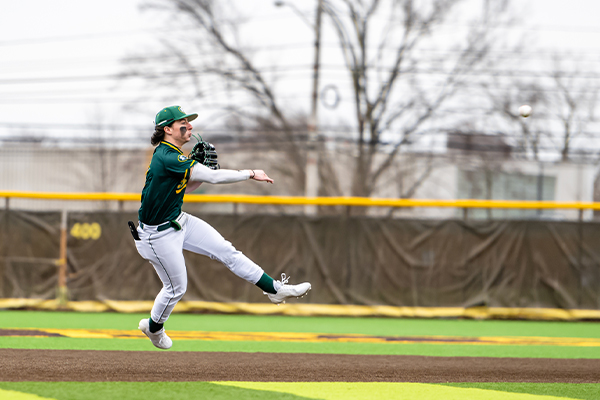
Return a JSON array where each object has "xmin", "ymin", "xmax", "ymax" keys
[{"xmin": 250, "ymin": 170, "xmax": 274, "ymax": 184}]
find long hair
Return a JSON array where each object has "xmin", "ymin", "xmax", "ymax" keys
[{"xmin": 151, "ymin": 125, "xmax": 166, "ymax": 146}]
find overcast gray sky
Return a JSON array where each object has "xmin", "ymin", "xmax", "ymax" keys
[{"xmin": 1, "ymin": 0, "xmax": 600, "ymax": 144}]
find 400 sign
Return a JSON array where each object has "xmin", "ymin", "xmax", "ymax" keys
[{"xmin": 70, "ymin": 222, "xmax": 102, "ymax": 240}]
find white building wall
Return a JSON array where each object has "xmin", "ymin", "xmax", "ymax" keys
[
  {"xmin": 552, "ymin": 162, "xmax": 595, "ymax": 220},
  {"xmin": 0, "ymin": 145, "xmax": 150, "ymax": 212},
  {"xmin": 1, "ymin": 144, "xmax": 597, "ymax": 220}
]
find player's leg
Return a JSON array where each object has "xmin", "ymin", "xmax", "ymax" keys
[
  {"xmin": 138, "ymin": 229, "xmax": 188, "ymax": 323},
  {"xmin": 182, "ymin": 214, "xmax": 264, "ymax": 284},
  {"xmin": 181, "ymin": 213, "xmax": 311, "ymax": 303},
  {"xmin": 135, "ymin": 228, "xmax": 187, "ymax": 349}
]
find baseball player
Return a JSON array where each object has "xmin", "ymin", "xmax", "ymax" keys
[{"xmin": 132, "ymin": 105, "xmax": 311, "ymax": 350}]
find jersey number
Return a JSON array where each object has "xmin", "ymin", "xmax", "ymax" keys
[{"xmin": 176, "ymin": 170, "xmax": 189, "ymax": 193}]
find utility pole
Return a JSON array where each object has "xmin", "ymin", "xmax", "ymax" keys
[
  {"xmin": 274, "ymin": 0, "xmax": 324, "ymax": 214},
  {"xmin": 305, "ymin": 0, "xmax": 323, "ymax": 215}
]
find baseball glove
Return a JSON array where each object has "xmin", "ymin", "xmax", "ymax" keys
[{"xmin": 189, "ymin": 134, "xmax": 220, "ymax": 170}]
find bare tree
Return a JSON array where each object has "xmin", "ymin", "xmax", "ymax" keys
[
  {"xmin": 319, "ymin": 0, "xmax": 510, "ymax": 199},
  {"xmin": 487, "ymin": 57, "xmax": 599, "ymax": 163},
  {"xmin": 221, "ymin": 113, "xmax": 312, "ymax": 196},
  {"xmin": 123, "ymin": 0, "xmax": 512, "ymax": 206},
  {"xmin": 485, "ymin": 80, "xmax": 547, "ymax": 160},
  {"xmin": 549, "ymin": 58, "xmax": 599, "ymax": 162},
  {"xmin": 123, "ymin": 0, "xmax": 308, "ymax": 193}
]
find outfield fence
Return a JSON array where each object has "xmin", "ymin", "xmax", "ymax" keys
[{"xmin": 1, "ymin": 191, "xmax": 600, "ymax": 319}]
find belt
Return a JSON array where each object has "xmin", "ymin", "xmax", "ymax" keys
[
  {"xmin": 139, "ymin": 213, "xmax": 186, "ymax": 232},
  {"xmin": 161, "ymin": 220, "xmax": 181, "ymax": 231}
]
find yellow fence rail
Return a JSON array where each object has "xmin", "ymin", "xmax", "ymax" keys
[{"xmin": 1, "ymin": 190, "xmax": 600, "ymax": 209}]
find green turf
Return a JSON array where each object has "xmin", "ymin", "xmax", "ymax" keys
[
  {"xmin": 2, "ymin": 311, "xmax": 599, "ymax": 338},
  {"xmin": 1, "ymin": 311, "xmax": 599, "ymax": 399},
  {"xmin": 1, "ymin": 336, "xmax": 599, "ymax": 358},
  {"xmin": 0, "ymin": 382, "xmax": 312, "ymax": 400},
  {"xmin": 440, "ymin": 383, "xmax": 600, "ymax": 400}
]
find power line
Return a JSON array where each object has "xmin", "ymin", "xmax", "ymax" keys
[
  {"xmin": 4, "ymin": 42, "xmax": 600, "ymax": 69},
  {"xmin": 0, "ymin": 43, "xmax": 319, "ymax": 71},
  {"xmin": 0, "ymin": 135, "xmax": 598, "ymax": 161},
  {"xmin": 1, "ymin": 63, "xmax": 599, "ymax": 86},
  {"xmin": 1, "ymin": 75, "xmax": 598, "ymax": 99},
  {"xmin": 2, "ymin": 121, "xmax": 600, "ymax": 140}
]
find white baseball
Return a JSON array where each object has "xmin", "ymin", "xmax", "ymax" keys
[{"xmin": 519, "ymin": 105, "xmax": 532, "ymax": 118}]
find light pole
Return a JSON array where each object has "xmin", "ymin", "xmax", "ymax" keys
[{"xmin": 275, "ymin": 0, "xmax": 323, "ymax": 215}]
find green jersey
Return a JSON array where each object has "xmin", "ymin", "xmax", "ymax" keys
[{"xmin": 138, "ymin": 141, "xmax": 197, "ymax": 225}]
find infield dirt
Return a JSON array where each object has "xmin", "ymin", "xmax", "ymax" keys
[{"xmin": 1, "ymin": 349, "xmax": 598, "ymax": 383}]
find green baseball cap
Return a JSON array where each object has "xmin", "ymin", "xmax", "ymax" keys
[{"xmin": 155, "ymin": 105, "xmax": 198, "ymax": 127}]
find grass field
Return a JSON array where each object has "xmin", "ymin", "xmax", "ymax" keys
[{"xmin": 1, "ymin": 310, "xmax": 599, "ymax": 399}]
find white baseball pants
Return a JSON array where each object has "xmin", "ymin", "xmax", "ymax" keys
[{"xmin": 134, "ymin": 212, "xmax": 264, "ymax": 324}]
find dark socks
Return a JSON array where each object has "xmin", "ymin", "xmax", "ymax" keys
[
  {"xmin": 149, "ymin": 318, "xmax": 163, "ymax": 333},
  {"xmin": 255, "ymin": 273, "xmax": 277, "ymax": 294}
]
